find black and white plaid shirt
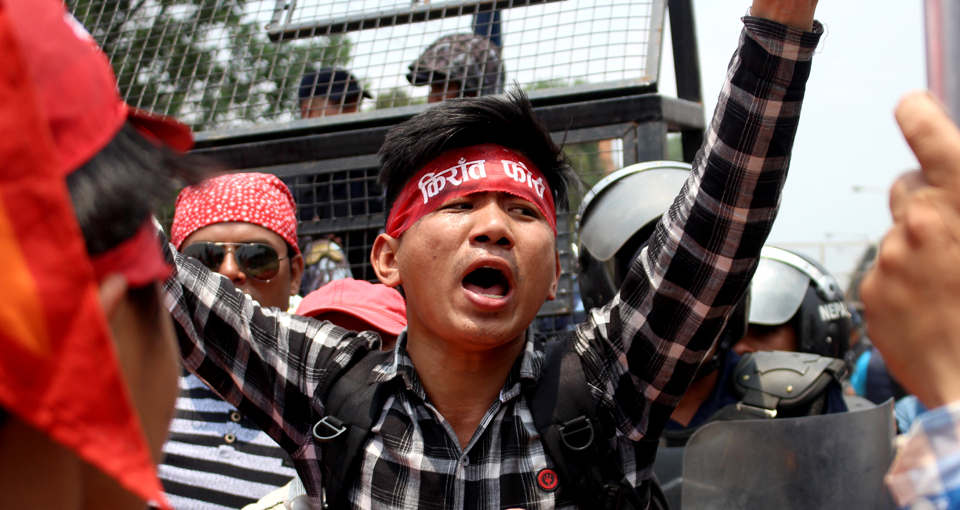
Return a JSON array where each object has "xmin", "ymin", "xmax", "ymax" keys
[{"xmin": 165, "ymin": 17, "xmax": 822, "ymax": 510}]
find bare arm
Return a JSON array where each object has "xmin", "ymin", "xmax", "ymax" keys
[
  {"xmin": 861, "ymin": 92, "xmax": 960, "ymax": 409},
  {"xmin": 751, "ymin": 0, "xmax": 819, "ymax": 31},
  {"xmin": 864, "ymin": 90, "xmax": 960, "ymax": 510}
]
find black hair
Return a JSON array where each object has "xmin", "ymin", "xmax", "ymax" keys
[
  {"xmin": 378, "ymin": 88, "xmax": 579, "ymax": 219},
  {"xmin": 66, "ymin": 122, "xmax": 208, "ymax": 256}
]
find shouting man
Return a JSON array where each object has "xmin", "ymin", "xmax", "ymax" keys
[{"xmin": 165, "ymin": 1, "xmax": 823, "ymax": 508}]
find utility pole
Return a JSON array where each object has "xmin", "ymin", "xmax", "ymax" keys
[{"xmin": 926, "ymin": 0, "xmax": 960, "ymax": 122}]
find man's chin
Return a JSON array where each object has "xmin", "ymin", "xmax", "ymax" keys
[{"xmin": 448, "ymin": 312, "xmax": 531, "ymax": 347}]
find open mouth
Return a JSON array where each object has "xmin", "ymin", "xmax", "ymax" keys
[{"xmin": 462, "ymin": 267, "xmax": 511, "ymax": 299}]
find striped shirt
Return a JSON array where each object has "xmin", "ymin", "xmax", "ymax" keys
[
  {"xmin": 164, "ymin": 16, "xmax": 822, "ymax": 510},
  {"xmin": 157, "ymin": 374, "xmax": 296, "ymax": 509}
]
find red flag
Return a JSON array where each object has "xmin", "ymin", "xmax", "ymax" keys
[{"xmin": 0, "ymin": 1, "xmax": 169, "ymax": 507}]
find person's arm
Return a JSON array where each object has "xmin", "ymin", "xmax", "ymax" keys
[
  {"xmin": 750, "ymin": 0, "xmax": 818, "ymax": 31},
  {"xmin": 861, "ymin": 92, "xmax": 960, "ymax": 411},
  {"xmin": 858, "ymin": 91, "xmax": 960, "ymax": 509},
  {"xmin": 575, "ymin": 4, "xmax": 822, "ymax": 443},
  {"xmin": 163, "ymin": 244, "xmax": 379, "ymax": 453}
]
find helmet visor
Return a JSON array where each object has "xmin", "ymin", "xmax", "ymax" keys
[
  {"xmin": 578, "ymin": 166, "xmax": 689, "ymax": 261},
  {"xmin": 748, "ymin": 257, "xmax": 810, "ymax": 326}
]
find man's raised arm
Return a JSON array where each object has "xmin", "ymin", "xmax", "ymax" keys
[
  {"xmin": 162, "ymin": 243, "xmax": 378, "ymax": 452},
  {"xmin": 575, "ymin": 0, "xmax": 822, "ymax": 443}
]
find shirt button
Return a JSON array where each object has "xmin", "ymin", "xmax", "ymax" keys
[
  {"xmin": 230, "ymin": 411, "xmax": 242, "ymax": 423},
  {"xmin": 224, "ymin": 433, "xmax": 236, "ymax": 444},
  {"xmin": 460, "ymin": 456, "xmax": 470, "ymax": 467}
]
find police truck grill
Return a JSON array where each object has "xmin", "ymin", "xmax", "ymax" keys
[
  {"xmin": 69, "ymin": 0, "xmax": 672, "ymax": 336},
  {"xmin": 67, "ymin": 0, "xmax": 661, "ymax": 131}
]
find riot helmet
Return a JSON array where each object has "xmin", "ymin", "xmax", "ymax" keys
[
  {"xmin": 746, "ymin": 246, "xmax": 851, "ymax": 359},
  {"xmin": 576, "ymin": 161, "xmax": 691, "ymax": 311},
  {"xmin": 575, "ymin": 161, "xmax": 749, "ymax": 360}
]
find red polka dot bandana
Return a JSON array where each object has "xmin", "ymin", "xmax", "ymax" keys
[
  {"xmin": 171, "ymin": 173, "xmax": 300, "ymax": 254},
  {"xmin": 385, "ymin": 144, "xmax": 556, "ymax": 237}
]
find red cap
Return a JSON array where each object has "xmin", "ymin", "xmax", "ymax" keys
[
  {"xmin": 0, "ymin": 0, "xmax": 173, "ymax": 507},
  {"xmin": 296, "ymin": 279, "xmax": 407, "ymax": 337},
  {"xmin": 4, "ymin": 0, "xmax": 191, "ymax": 177}
]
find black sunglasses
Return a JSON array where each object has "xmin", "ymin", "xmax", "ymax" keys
[{"xmin": 182, "ymin": 242, "xmax": 286, "ymax": 282}]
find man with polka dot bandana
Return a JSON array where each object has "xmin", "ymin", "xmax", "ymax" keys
[{"xmin": 158, "ymin": 173, "xmax": 305, "ymax": 509}]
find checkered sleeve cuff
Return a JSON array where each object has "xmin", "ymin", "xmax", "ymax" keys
[{"xmin": 743, "ymin": 16, "xmax": 823, "ymax": 61}]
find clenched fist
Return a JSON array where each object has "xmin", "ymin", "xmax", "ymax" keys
[
  {"xmin": 861, "ymin": 92, "xmax": 960, "ymax": 409},
  {"xmin": 751, "ymin": 0, "xmax": 819, "ymax": 31}
]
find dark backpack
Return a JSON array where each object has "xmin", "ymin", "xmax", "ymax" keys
[{"xmin": 313, "ymin": 335, "xmax": 668, "ymax": 510}]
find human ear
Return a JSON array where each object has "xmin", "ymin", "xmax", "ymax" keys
[
  {"xmin": 547, "ymin": 249, "xmax": 561, "ymax": 301},
  {"xmin": 97, "ymin": 273, "xmax": 129, "ymax": 319},
  {"xmin": 371, "ymin": 233, "xmax": 402, "ymax": 289},
  {"xmin": 288, "ymin": 253, "xmax": 305, "ymax": 297}
]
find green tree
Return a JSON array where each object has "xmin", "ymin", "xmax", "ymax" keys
[
  {"xmin": 374, "ymin": 87, "xmax": 425, "ymax": 110},
  {"xmin": 67, "ymin": 0, "xmax": 351, "ymax": 131},
  {"xmin": 525, "ymin": 78, "xmax": 579, "ymax": 91}
]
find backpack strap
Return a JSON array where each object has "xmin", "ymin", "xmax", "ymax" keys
[
  {"xmin": 314, "ymin": 349, "xmax": 395, "ymax": 510},
  {"xmin": 525, "ymin": 335, "xmax": 653, "ymax": 510}
]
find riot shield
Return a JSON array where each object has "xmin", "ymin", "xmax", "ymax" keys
[
  {"xmin": 654, "ymin": 446, "xmax": 685, "ymax": 510},
  {"xmin": 681, "ymin": 401, "xmax": 896, "ymax": 510}
]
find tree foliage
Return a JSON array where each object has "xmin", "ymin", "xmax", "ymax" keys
[
  {"xmin": 373, "ymin": 87, "xmax": 425, "ymax": 110},
  {"xmin": 67, "ymin": 0, "xmax": 351, "ymax": 131}
]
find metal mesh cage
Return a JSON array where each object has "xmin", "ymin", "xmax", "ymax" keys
[
  {"xmin": 68, "ymin": 0, "xmax": 664, "ymax": 132},
  {"xmin": 75, "ymin": 0, "xmax": 691, "ymax": 336}
]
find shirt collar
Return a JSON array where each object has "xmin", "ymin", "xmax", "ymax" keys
[
  {"xmin": 375, "ymin": 326, "xmax": 548, "ymax": 404},
  {"xmin": 371, "ymin": 329, "xmax": 423, "ymax": 399},
  {"xmin": 500, "ymin": 329, "xmax": 547, "ymax": 402}
]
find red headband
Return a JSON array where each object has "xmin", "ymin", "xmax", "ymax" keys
[
  {"xmin": 385, "ymin": 144, "xmax": 556, "ymax": 237},
  {"xmin": 10, "ymin": 4, "xmax": 192, "ymax": 177},
  {"xmin": 91, "ymin": 220, "xmax": 172, "ymax": 288}
]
